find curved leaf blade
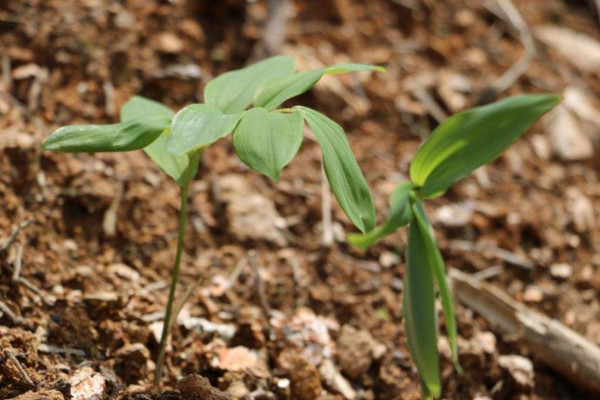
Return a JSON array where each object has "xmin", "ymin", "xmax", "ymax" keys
[
  {"xmin": 297, "ymin": 106, "xmax": 375, "ymax": 232},
  {"xmin": 325, "ymin": 63, "xmax": 386, "ymax": 75},
  {"xmin": 411, "ymin": 196, "xmax": 459, "ymax": 369},
  {"xmin": 204, "ymin": 55, "xmax": 295, "ymax": 114},
  {"xmin": 42, "ymin": 116, "xmax": 171, "ymax": 153},
  {"xmin": 405, "ymin": 221, "xmax": 441, "ymax": 398},
  {"xmin": 120, "ymin": 95, "xmax": 175, "ymax": 121},
  {"xmin": 167, "ymin": 104, "xmax": 244, "ymax": 155},
  {"xmin": 254, "ymin": 69, "xmax": 325, "ymax": 110},
  {"xmin": 347, "ymin": 181, "xmax": 414, "ymax": 248},
  {"xmin": 233, "ymin": 108, "xmax": 303, "ymax": 182},
  {"xmin": 410, "ymin": 94, "xmax": 561, "ymax": 198}
]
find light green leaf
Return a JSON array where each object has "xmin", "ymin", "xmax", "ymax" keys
[
  {"xmin": 410, "ymin": 94, "xmax": 561, "ymax": 198},
  {"xmin": 233, "ymin": 108, "xmax": 303, "ymax": 182},
  {"xmin": 42, "ymin": 116, "xmax": 171, "ymax": 153},
  {"xmin": 254, "ymin": 69, "xmax": 325, "ymax": 110},
  {"xmin": 410, "ymin": 195, "xmax": 460, "ymax": 370},
  {"xmin": 167, "ymin": 104, "xmax": 244, "ymax": 155},
  {"xmin": 325, "ymin": 63, "xmax": 386, "ymax": 75},
  {"xmin": 405, "ymin": 220, "xmax": 441, "ymax": 398},
  {"xmin": 204, "ymin": 55, "xmax": 295, "ymax": 114},
  {"xmin": 297, "ymin": 106, "xmax": 375, "ymax": 233},
  {"xmin": 120, "ymin": 96, "xmax": 192, "ymax": 186},
  {"xmin": 347, "ymin": 181, "xmax": 414, "ymax": 248},
  {"xmin": 120, "ymin": 95, "xmax": 174, "ymax": 121}
]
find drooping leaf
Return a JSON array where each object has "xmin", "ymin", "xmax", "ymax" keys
[
  {"xmin": 42, "ymin": 116, "xmax": 171, "ymax": 153},
  {"xmin": 297, "ymin": 106, "xmax": 375, "ymax": 232},
  {"xmin": 233, "ymin": 108, "xmax": 303, "ymax": 182},
  {"xmin": 120, "ymin": 95, "xmax": 175, "ymax": 121},
  {"xmin": 405, "ymin": 220, "xmax": 441, "ymax": 398},
  {"xmin": 120, "ymin": 96, "xmax": 193, "ymax": 186},
  {"xmin": 325, "ymin": 63, "xmax": 386, "ymax": 75},
  {"xmin": 254, "ymin": 69, "xmax": 325, "ymax": 110},
  {"xmin": 347, "ymin": 181, "xmax": 414, "ymax": 248},
  {"xmin": 204, "ymin": 55, "xmax": 296, "ymax": 114},
  {"xmin": 410, "ymin": 196, "xmax": 459, "ymax": 369},
  {"xmin": 410, "ymin": 94, "xmax": 561, "ymax": 198},
  {"xmin": 167, "ymin": 104, "xmax": 244, "ymax": 155}
]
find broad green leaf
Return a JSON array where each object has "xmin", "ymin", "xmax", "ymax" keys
[
  {"xmin": 411, "ymin": 195, "xmax": 459, "ymax": 369},
  {"xmin": 325, "ymin": 63, "xmax": 386, "ymax": 75},
  {"xmin": 297, "ymin": 106, "xmax": 375, "ymax": 232},
  {"xmin": 204, "ymin": 55, "xmax": 295, "ymax": 114},
  {"xmin": 410, "ymin": 94, "xmax": 561, "ymax": 198},
  {"xmin": 347, "ymin": 181, "xmax": 414, "ymax": 248},
  {"xmin": 120, "ymin": 96, "xmax": 192, "ymax": 186},
  {"xmin": 120, "ymin": 95, "xmax": 174, "ymax": 121},
  {"xmin": 405, "ymin": 220, "xmax": 441, "ymax": 398},
  {"xmin": 43, "ymin": 116, "xmax": 171, "ymax": 153},
  {"xmin": 254, "ymin": 69, "xmax": 325, "ymax": 110},
  {"xmin": 233, "ymin": 108, "xmax": 303, "ymax": 182},
  {"xmin": 167, "ymin": 104, "xmax": 244, "ymax": 155}
]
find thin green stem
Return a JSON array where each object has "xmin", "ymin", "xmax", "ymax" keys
[{"xmin": 154, "ymin": 151, "xmax": 200, "ymax": 386}]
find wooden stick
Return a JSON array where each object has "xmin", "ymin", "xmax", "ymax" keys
[{"xmin": 450, "ymin": 269, "xmax": 600, "ymax": 393}]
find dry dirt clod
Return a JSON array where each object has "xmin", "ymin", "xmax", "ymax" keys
[
  {"xmin": 9, "ymin": 389, "xmax": 65, "ymax": 400},
  {"xmin": 69, "ymin": 367, "xmax": 106, "ymax": 400},
  {"xmin": 283, "ymin": 353, "xmax": 323, "ymax": 400},
  {"xmin": 177, "ymin": 374, "xmax": 231, "ymax": 400},
  {"xmin": 319, "ymin": 359, "xmax": 356, "ymax": 400},
  {"xmin": 114, "ymin": 343, "xmax": 151, "ymax": 384},
  {"xmin": 498, "ymin": 355, "xmax": 535, "ymax": 390},
  {"xmin": 337, "ymin": 325, "xmax": 386, "ymax": 380}
]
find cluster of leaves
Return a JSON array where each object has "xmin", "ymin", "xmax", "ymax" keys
[
  {"xmin": 348, "ymin": 94, "xmax": 561, "ymax": 399},
  {"xmin": 43, "ymin": 56, "xmax": 384, "ymax": 233}
]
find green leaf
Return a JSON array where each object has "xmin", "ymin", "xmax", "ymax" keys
[
  {"xmin": 120, "ymin": 96, "xmax": 192, "ymax": 186},
  {"xmin": 204, "ymin": 55, "xmax": 295, "ymax": 114},
  {"xmin": 254, "ymin": 69, "xmax": 325, "ymax": 110},
  {"xmin": 120, "ymin": 95, "xmax": 175, "ymax": 121},
  {"xmin": 410, "ymin": 195, "xmax": 460, "ymax": 370},
  {"xmin": 325, "ymin": 63, "xmax": 386, "ymax": 75},
  {"xmin": 347, "ymin": 181, "xmax": 414, "ymax": 248},
  {"xmin": 405, "ymin": 220, "xmax": 441, "ymax": 398},
  {"xmin": 167, "ymin": 104, "xmax": 244, "ymax": 155},
  {"xmin": 410, "ymin": 94, "xmax": 561, "ymax": 198},
  {"xmin": 297, "ymin": 106, "xmax": 375, "ymax": 233},
  {"xmin": 43, "ymin": 116, "xmax": 171, "ymax": 153},
  {"xmin": 233, "ymin": 108, "xmax": 303, "ymax": 182}
]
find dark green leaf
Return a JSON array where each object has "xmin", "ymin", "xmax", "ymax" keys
[
  {"xmin": 167, "ymin": 104, "xmax": 244, "ymax": 155},
  {"xmin": 405, "ymin": 220, "xmax": 441, "ymax": 398},
  {"xmin": 410, "ymin": 94, "xmax": 561, "ymax": 198},
  {"xmin": 411, "ymin": 196, "xmax": 459, "ymax": 369},
  {"xmin": 233, "ymin": 108, "xmax": 303, "ymax": 182},
  {"xmin": 254, "ymin": 69, "xmax": 325, "ymax": 110},
  {"xmin": 42, "ymin": 116, "xmax": 171, "ymax": 153},
  {"xmin": 325, "ymin": 63, "xmax": 386, "ymax": 75},
  {"xmin": 347, "ymin": 181, "xmax": 414, "ymax": 248},
  {"xmin": 120, "ymin": 96, "xmax": 192, "ymax": 186},
  {"xmin": 204, "ymin": 55, "xmax": 295, "ymax": 114},
  {"xmin": 120, "ymin": 95, "xmax": 174, "ymax": 121},
  {"xmin": 297, "ymin": 106, "xmax": 375, "ymax": 232}
]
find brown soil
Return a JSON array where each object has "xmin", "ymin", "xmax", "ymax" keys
[{"xmin": 1, "ymin": 0, "xmax": 600, "ymax": 399}]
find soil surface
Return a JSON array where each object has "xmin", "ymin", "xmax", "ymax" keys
[{"xmin": 1, "ymin": 0, "xmax": 600, "ymax": 399}]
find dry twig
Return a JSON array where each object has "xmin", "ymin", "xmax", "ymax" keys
[
  {"xmin": 0, "ymin": 218, "xmax": 34, "ymax": 253},
  {"xmin": 6, "ymin": 352, "xmax": 35, "ymax": 386}
]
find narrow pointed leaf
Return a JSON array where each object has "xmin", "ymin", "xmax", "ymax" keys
[
  {"xmin": 204, "ymin": 55, "xmax": 295, "ymax": 114},
  {"xmin": 405, "ymin": 221, "xmax": 441, "ymax": 398},
  {"xmin": 233, "ymin": 107, "xmax": 303, "ymax": 182},
  {"xmin": 43, "ymin": 116, "xmax": 171, "ymax": 153},
  {"xmin": 347, "ymin": 181, "xmax": 414, "ymax": 248},
  {"xmin": 410, "ymin": 94, "xmax": 561, "ymax": 198},
  {"xmin": 297, "ymin": 106, "xmax": 375, "ymax": 232},
  {"xmin": 120, "ymin": 96, "xmax": 192, "ymax": 186},
  {"xmin": 411, "ymin": 196, "xmax": 459, "ymax": 369},
  {"xmin": 254, "ymin": 69, "xmax": 325, "ymax": 110},
  {"xmin": 325, "ymin": 63, "xmax": 386, "ymax": 75},
  {"xmin": 167, "ymin": 104, "xmax": 244, "ymax": 155}
]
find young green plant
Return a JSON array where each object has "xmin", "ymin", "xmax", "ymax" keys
[
  {"xmin": 348, "ymin": 94, "xmax": 561, "ymax": 399},
  {"xmin": 42, "ymin": 56, "xmax": 384, "ymax": 384}
]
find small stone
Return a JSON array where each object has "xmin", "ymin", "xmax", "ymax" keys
[
  {"xmin": 69, "ymin": 367, "xmax": 106, "ymax": 400},
  {"xmin": 155, "ymin": 32, "xmax": 184, "ymax": 53},
  {"xmin": 114, "ymin": 343, "xmax": 150, "ymax": 384},
  {"xmin": 379, "ymin": 251, "xmax": 400, "ymax": 268},
  {"xmin": 550, "ymin": 263, "xmax": 573, "ymax": 280},
  {"xmin": 498, "ymin": 355, "xmax": 534, "ymax": 390},
  {"xmin": 434, "ymin": 202, "xmax": 474, "ymax": 227},
  {"xmin": 523, "ymin": 286, "xmax": 544, "ymax": 303}
]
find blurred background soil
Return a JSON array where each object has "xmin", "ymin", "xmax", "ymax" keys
[{"xmin": 1, "ymin": 0, "xmax": 600, "ymax": 399}]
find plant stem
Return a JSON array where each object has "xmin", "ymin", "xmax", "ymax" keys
[{"xmin": 154, "ymin": 151, "xmax": 200, "ymax": 386}]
